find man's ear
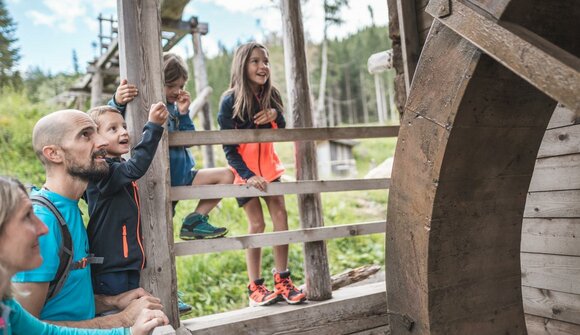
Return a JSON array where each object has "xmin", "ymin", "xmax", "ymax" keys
[{"xmin": 42, "ymin": 145, "xmax": 64, "ymax": 164}]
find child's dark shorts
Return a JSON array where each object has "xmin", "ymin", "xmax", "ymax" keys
[
  {"xmin": 236, "ymin": 178, "xmax": 281, "ymax": 208},
  {"xmin": 93, "ymin": 270, "xmax": 140, "ymax": 296}
]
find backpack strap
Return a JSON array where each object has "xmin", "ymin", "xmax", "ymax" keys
[{"xmin": 30, "ymin": 194, "xmax": 74, "ymax": 301}]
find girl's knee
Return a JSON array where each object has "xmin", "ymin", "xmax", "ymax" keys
[
  {"xmin": 249, "ymin": 220, "xmax": 266, "ymax": 233},
  {"xmin": 223, "ymin": 169, "xmax": 234, "ymax": 183}
]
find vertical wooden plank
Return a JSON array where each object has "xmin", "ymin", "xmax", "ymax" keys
[
  {"xmin": 396, "ymin": 0, "xmax": 421, "ymax": 94},
  {"xmin": 90, "ymin": 69, "xmax": 103, "ymax": 107},
  {"xmin": 386, "ymin": 0, "xmax": 407, "ymax": 114},
  {"xmin": 117, "ymin": 0, "xmax": 179, "ymax": 327},
  {"xmin": 280, "ymin": 0, "xmax": 332, "ymax": 301},
  {"xmin": 191, "ymin": 28, "xmax": 215, "ymax": 168}
]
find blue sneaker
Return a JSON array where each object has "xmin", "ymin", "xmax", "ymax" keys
[
  {"xmin": 180, "ymin": 212, "xmax": 228, "ymax": 240},
  {"xmin": 177, "ymin": 291, "xmax": 192, "ymax": 315}
]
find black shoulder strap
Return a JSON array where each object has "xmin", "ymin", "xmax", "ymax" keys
[{"xmin": 30, "ymin": 194, "xmax": 74, "ymax": 301}]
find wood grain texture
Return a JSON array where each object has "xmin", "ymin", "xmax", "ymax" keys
[
  {"xmin": 524, "ymin": 190, "xmax": 580, "ymax": 218},
  {"xmin": 528, "ymin": 154, "xmax": 580, "ymax": 192},
  {"xmin": 396, "ymin": 0, "xmax": 421, "ymax": 93},
  {"xmin": 170, "ymin": 178, "xmax": 390, "ymax": 200},
  {"xmin": 280, "ymin": 0, "xmax": 332, "ymax": 301},
  {"xmin": 537, "ymin": 124, "xmax": 580, "ymax": 158},
  {"xmin": 522, "ymin": 286, "xmax": 580, "ymax": 325},
  {"xmin": 525, "ymin": 314, "xmax": 580, "ymax": 335},
  {"xmin": 174, "ymin": 221, "xmax": 386, "ymax": 256},
  {"xmin": 428, "ymin": 0, "xmax": 580, "ymax": 112},
  {"xmin": 521, "ymin": 219, "xmax": 580, "ymax": 257},
  {"xmin": 117, "ymin": 0, "xmax": 179, "ymax": 326},
  {"xmin": 521, "ymin": 253, "xmax": 580, "ymax": 295},
  {"xmin": 168, "ymin": 126, "xmax": 399, "ymax": 146},
  {"xmin": 182, "ymin": 282, "xmax": 388, "ymax": 335}
]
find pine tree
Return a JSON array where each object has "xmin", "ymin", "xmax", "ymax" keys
[{"xmin": 0, "ymin": 0, "xmax": 21, "ymax": 87}]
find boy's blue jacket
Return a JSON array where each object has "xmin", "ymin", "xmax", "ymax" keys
[
  {"xmin": 84, "ymin": 121, "xmax": 164, "ymax": 277},
  {"xmin": 109, "ymin": 97, "xmax": 196, "ymax": 186}
]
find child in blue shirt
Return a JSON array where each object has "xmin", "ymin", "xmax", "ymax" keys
[{"xmin": 109, "ymin": 53, "xmax": 232, "ymax": 240}]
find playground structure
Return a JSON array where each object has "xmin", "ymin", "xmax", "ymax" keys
[{"xmin": 78, "ymin": 0, "xmax": 579, "ymax": 334}]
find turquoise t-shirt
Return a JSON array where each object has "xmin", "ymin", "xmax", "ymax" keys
[
  {"xmin": 0, "ymin": 298, "xmax": 127, "ymax": 335},
  {"xmin": 12, "ymin": 188, "xmax": 95, "ymax": 321}
]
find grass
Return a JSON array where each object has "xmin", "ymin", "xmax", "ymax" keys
[
  {"xmin": 0, "ymin": 91, "xmax": 397, "ymax": 318},
  {"xmin": 173, "ymin": 134, "xmax": 395, "ymax": 317}
]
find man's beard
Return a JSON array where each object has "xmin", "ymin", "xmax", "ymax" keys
[{"xmin": 65, "ymin": 150, "xmax": 109, "ymax": 181}]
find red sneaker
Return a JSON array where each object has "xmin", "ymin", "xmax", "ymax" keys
[
  {"xmin": 274, "ymin": 270, "xmax": 306, "ymax": 305},
  {"xmin": 248, "ymin": 278, "xmax": 279, "ymax": 307}
]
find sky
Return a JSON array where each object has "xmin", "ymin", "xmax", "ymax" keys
[{"xmin": 6, "ymin": 0, "xmax": 389, "ymax": 75}]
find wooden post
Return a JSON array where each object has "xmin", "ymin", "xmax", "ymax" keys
[
  {"xmin": 360, "ymin": 70, "xmax": 369, "ymax": 124},
  {"xmin": 117, "ymin": 0, "xmax": 179, "ymax": 327},
  {"xmin": 280, "ymin": 0, "xmax": 332, "ymax": 301},
  {"xmin": 90, "ymin": 69, "xmax": 103, "ymax": 107},
  {"xmin": 191, "ymin": 26, "xmax": 215, "ymax": 168}
]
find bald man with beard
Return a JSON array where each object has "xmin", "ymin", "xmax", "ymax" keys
[{"xmin": 13, "ymin": 110, "xmax": 164, "ymax": 329}]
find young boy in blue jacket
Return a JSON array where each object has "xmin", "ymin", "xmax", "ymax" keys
[{"xmin": 84, "ymin": 103, "xmax": 167, "ymax": 300}]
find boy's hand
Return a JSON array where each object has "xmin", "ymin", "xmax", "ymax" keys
[
  {"xmin": 115, "ymin": 79, "xmax": 138, "ymax": 105},
  {"xmin": 149, "ymin": 102, "xmax": 169, "ymax": 125},
  {"xmin": 254, "ymin": 108, "xmax": 277, "ymax": 125},
  {"xmin": 176, "ymin": 90, "xmax": 191, "ymax": 115},
  {"xmin": 247, "ymin": 175, "xmax": 267, "ymax": 192}
]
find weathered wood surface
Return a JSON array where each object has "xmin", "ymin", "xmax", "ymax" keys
[
  {"xmin": 528, "ymin": 154, "xmax": 580, "ymax": 192},
  {"xmin": 174, "ymin": 221, "xmax": 386, "ymax": 256},
  {"xmin": 328, "ymin": 265, "xmax": 382, "ymax": 291},
  {"xmin": 281, "ymin": 0, "xmax": 332, "ymax": 301},
  {"xmin": 521, "ymin": 253, "xmax": 580, "ymax": 296},
  {"xmin": 522, "ymin": 286, "xmax": 580, "ymax": 325},
  {"xmin": 385, "ymin": 0, "xmax": 579, "ymax": 331},
  {"xmin": 182, "ymin": 282, "xmax": 388, "ymax": 335},
  {"xmin": 537, "ymin": 124, "xmax": 580, "ymax": 158},
  {"xmin": 168, "ymin": 125, "xmax": 399, "ymax": 146},
  {"xmin": 521, "ymin": 219, "xmax": 580, "ymax": 257},
  {"xmin": 396, "ymin": 0, "xmax": 420, "ymax": 94},
  {"xmin": 524, "ymin": 190, "xmax": 580, "ymax": 218},
  {"xmin": 170, "ymin": 178, "xmax": 390, "ymax": 200},
  {"xmin": 386, "ymin": 0, "xmax": 407, "ymax": 114},
  {"xmin": 116, "ymin": 0, "xmax": 179, "ymax": 327},
  {"xmin": 525, "ymin": 314, "xmax": 580, "ymax": 335},
  {"xmin": 547, "ymin": 105, "xmax": 578, "ymax": 130},
  {"xmin": 427, "ymin": 0, "xmax": 580, "ymax": 113},
  {"xmin": 191, "ymin": 28, "xmax": 215, "ymax": 168}
]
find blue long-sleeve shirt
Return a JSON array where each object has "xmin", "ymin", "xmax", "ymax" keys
[{"xmin": 108, "ymin": 98, "xmax": 196, "ymax": 186}]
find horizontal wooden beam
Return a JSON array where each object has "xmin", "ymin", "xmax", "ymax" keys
[
  {"xmin": 174, "ymin": 221, "xmax": 386, "ymax": 256},
  {"xmin": 523, "ymin": 286, "xmax": 580, "ymax": 326},
  {"xmin": 427, "ymin": 0, "xmax": 580, "ymax": 113},
  {"xmin": 182, "ymin": 282, "xmax": 388, "ymax": 334},
  {"xmin": 537, "ymin": 124, "xmax": 580, "ymax": 158},
  {"xmin": 169, "ymin": 126, "xmax": 399, "ymax": 146},
  {"xmin": 171, "ymin": 178, "xmax": 390, "ymax": 201},
  {"xmin": 521, "ymin": 253, "xmax": 580, "ymax": 296},
  {"xmin": 521, "ymin": 218, "xmax": 580, "ymax": 257},
  {"xmin": 524, "ymin": 190, "xmax": 580, "ymax": 218}
]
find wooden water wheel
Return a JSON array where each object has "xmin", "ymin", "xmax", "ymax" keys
[{"xmin": 386, "ymin": 0, "xmax": 579, "ymax": 334}]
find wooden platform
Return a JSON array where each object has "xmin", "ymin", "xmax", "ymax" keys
[{"xmin": 181, "ymin": 282, "xmax": 389, "ymax": 334}]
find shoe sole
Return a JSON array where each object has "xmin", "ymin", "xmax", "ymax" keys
[
  {"xmin": 278, "ymin": 294, "xmax": 307, "ymax": 305},
  {"xmin": 249, "ymin": 298, "xmax": 278, "ymax": 307},
  {"xmin": 180, "ymin": 230, "xmax": 228, "ymax": 240}
]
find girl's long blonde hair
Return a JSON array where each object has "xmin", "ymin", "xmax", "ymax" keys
[
  {"xmin": 0, "ymin": 176, "xmax": 27, "ymax": 299},
  {"xmin": 225, "ymin": 42, "xmax": 283, "ymax": 121}
]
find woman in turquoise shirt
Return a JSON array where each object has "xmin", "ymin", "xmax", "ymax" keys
[{"xmin": 0, "ymin": 176, "xmax": 169, "ymax": 335}]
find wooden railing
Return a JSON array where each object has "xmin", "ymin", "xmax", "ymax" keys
[{"xmin": 168, "ymin": 125, "xmax": 397, "ymax": 257}]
